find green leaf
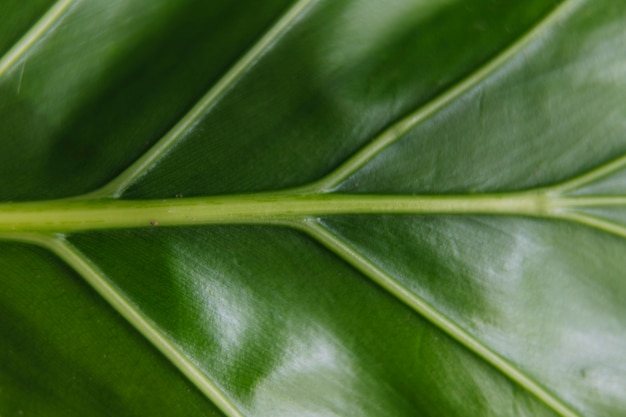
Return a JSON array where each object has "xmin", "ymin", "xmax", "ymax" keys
[{"xmin": 1, "ymin": 0, "xmax": 625, "ymax": 416}]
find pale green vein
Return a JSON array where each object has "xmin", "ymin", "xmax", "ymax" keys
[
  {"xmin": 8, "ymin": 233, "xmax": 245, "ymax": 417},
  {"xmin": 547, "ymin": 153, "xmax": 626, "ymax": 195},
  {"xmin": 5, "ymin": 166, "xmax": 626, "ymax": 242},
  {"xmin": 297, "ymin": 0, "xmax": 584, "ymax": 193},
  {"xmin": 555, "ymin": 196, "xmax": 626, "ymax": 207},
  {"xmin": 0, "ymin": 231, "xmax": 59, "ymax": 246},
  {"xmin": 0, "ymin": 191, "xmax": 550, "ymax": 233},
  {"xmin": 84, "ymin": 0, "xmax": 316, "ymax": 199},
  {"xmin": 3, "ymin": 188, "xmax": 626, "ymax": 240},
  {"xmin": 0, "ymin": 0, "xmax": 74, "ymax": 78},
  {"xmin": 558, "ymin": 211, "xmax": 626, "ymax": 240},
  {"xmin": 295, "ymin": 220, "xmax": 582, "ymax": 417}
]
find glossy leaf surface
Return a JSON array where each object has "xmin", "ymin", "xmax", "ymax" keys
[{"xmin": 1, "ymin": 0, "xmax": 626, "ymax": 416}]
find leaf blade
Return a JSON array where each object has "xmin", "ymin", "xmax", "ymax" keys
[{"xmin": 2, "ymin": 0, "xmax": 625, "ymax": 415}]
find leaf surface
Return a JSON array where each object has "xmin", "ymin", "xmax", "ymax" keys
[{"xmin": 1, "ymin": 1, "xmax": 625, "ymax": 416}]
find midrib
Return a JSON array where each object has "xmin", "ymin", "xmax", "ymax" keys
[{"xmin": 0, "ymin": 189, "xmax": 624, "ymax": 235}]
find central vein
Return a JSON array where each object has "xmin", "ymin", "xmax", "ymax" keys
[{"xmin": 0, "ymin": 191, "xmax": 562, "ymax": 233}]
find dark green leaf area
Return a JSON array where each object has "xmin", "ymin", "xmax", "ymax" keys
[
  {"xmin": 69, "ymin": 226, "xmax": 557, "ymax": 416},
  {"xmin": 0, "ymin": 241, "xmax": 224, "ymax": 417}
]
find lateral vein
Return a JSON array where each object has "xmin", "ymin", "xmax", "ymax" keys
[
  {"xmin": 558, "ymin": 211, "xmax": 626, "ymax": 239},
  {"xmin": 85, "ymin": 0, "xmax": 316, "ymax": 199},
  {"xmin": 547, "ymin": 153, "xmax": 626, "ymax": 195},
  {"xmin": 0, "ymin": 0, "xmax": 74, "ymax": 78},
  {"xmin": 27, "ymin": 234, "xmax": 246, "ymax": 417},
  {"xmin": 295, "ymin": 220, "xmax": 582, "ymax": 417},
  {"xmin": 298, "ymin": 0, "xmax": 583, "ymax": 192}
]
